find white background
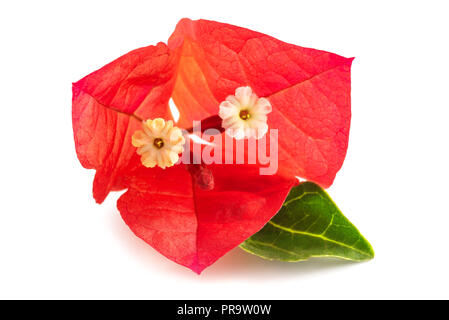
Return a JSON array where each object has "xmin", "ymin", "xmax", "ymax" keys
[{"xmin": 1, "ymin": 0, "xmax": 448, "ymax": 299}]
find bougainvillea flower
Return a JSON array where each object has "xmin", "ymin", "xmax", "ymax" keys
[
  {"xmin": 72, "ymin": 18, "xmax": 352, "ymax": 273},
  {"xmin": 132, "ymin": 118, "xmax": 185, "ymax": 169},
  {"xmin": 219, "ymin": 86, "xmax": 272, "ymax": 140},
  {"xmin": 118, "ymin": 165, "xmax": 294, "ymax": 273},
  {"xmin": 168, "ymin": 19, "xmax": 352, "ymax": 187}
]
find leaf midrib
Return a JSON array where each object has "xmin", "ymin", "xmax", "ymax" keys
[{"xmin": 267, "ymin": 220, "xmax": 371, "ymax": 257}]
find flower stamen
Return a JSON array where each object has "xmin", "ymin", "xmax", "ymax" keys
[
  {"xmin": 153, "ymin": 138, "xmax": 164, "ymax": 149},
  {"xmin": 239, "ymin": 109, "xmax": 251, "ymax": 120}
]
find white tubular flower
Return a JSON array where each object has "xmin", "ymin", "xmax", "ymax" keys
[
  {"xmin": 218, "ymin": 86, "xmax": 272, "ymax": 139},
  {"xmin": 132, "ymin": 118, "xmax": 185, "ymax": 169}
]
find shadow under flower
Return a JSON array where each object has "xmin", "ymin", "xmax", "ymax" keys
[
  {"xmin": 108, "ymin": 205, "xmax": 358, "ymax": 279},
  {"xmin": 202, "ymin": 247, "xmax": 358, "ymax": 280}
]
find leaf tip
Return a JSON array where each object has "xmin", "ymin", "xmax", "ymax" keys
[{"xmin": 365, "ymin": 241, "xmax": 375, "ymax": 260}]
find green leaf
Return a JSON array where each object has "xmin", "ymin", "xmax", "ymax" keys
[{"xmin": 240, "ymin": 182, "xmax": 374, "ymax": 262}]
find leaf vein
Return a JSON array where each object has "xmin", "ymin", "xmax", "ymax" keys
[{"xmin": 267, "ymin": 221, "xmax": 371, "ymax": 257}]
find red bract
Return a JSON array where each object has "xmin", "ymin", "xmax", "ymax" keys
[
  {"xmin": 168, "ymin": 19, "xmax": 352, "ymax": 187},
  {"xmin": 72, "ymin": 18, "xmax": 352, "ymax": 273},
  {"xmin": 118, "ymin": 165, "xmax": 293, "ymax": 273},
  {"xmin": 72, "ymin": 43, "xmax": 176, "ymax": 203}
]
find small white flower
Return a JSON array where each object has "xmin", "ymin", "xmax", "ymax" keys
[
  {"xmin": 218, "ymin": 86, "xmax": 272, "ymax": 139},
  {"xmin": 132, "ymin": 118, "xmax": 185, "ymax": 169}
]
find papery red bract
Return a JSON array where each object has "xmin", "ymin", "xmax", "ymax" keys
[
  {"xmin": 72, "ymin": 43, "xmax": 176, "ymax": 203},
  {"xmin": 72, "ymin": 18, "xmax": 353, "ymax": 273},
  {"xmin": 118, "ymin": 165, "xmax": 294, "ymax": 273},
  {"xmin": 168, "ymin": 19, "xmax": 352, "ymax": 187}
]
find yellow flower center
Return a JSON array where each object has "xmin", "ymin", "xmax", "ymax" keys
[
  {"xmin": 239, "ymin": 109, "xmax": 251, "ymax": 120},
  {"xmin": 153, "ymin": 138, "xmax": 164, "ymax": 149}
]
